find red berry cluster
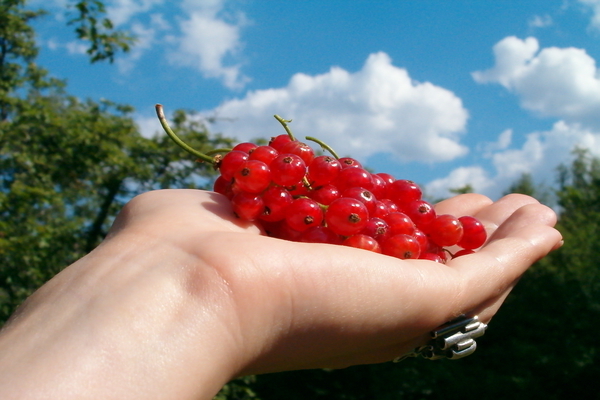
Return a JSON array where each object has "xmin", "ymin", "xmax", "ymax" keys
[
  {"xmin": 156, "ymin": 106, "xmax": 486, "ymax": 262},
  {"xmin": 211, "ymin": 134, "xmax": 486, "ymax": 263}
]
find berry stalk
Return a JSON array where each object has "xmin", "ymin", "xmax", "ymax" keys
[
  {"xmin": 305, "ymin": 136, "xmax": 340, "ymax": 159},
  {"xmin": 155, "ymin": 104, "xmax": 214, "ymax": 163},
  {"xmin": 273, "ymin": 115, "xmax": 296, "ymax": 140}
]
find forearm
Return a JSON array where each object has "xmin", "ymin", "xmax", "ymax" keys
[{"xmin": 0, "ymin": 233, "xmax": 238, "ymax": 400}]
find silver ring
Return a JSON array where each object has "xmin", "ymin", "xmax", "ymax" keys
[{"xmin": 393, "ymin": 315, "xmax": 487, "ymax": 362}]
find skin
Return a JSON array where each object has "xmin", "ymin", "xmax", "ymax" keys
[{"xmin": 0, "ymin": 189, "xmax": 562, "ymax": 400}]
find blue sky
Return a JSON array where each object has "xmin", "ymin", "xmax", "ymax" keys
[{"xmin": 31, "ymin": 0, "xmax": 600, "ymax": 200}]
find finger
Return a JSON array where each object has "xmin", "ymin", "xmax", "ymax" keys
[
  {"xmin": 434, "ymin": 193, "xmax": 493, "ymax": 216},
  {"xmin": 485, "ymin": 202, "xmax": 558, "ymax": 244},
  {"xmin": 445, "ymin": 202, "xmax": 561, "ymax": 322},
  {"xmin": 471, "ymin": 193, "xmax": 542, "ymax": 237},
  {"xmin": 447, "ymin": 214, "xmax": 562, "ymax": 317}
]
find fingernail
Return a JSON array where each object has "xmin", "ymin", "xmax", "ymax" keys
[{"xmin": 553, "ymin": 239, "xmax": 564, "ymax": 251}]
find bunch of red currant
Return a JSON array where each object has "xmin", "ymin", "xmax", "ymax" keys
[{"xmin": 157, "ymin": 105, "xmax": 486, "ymax": 262}]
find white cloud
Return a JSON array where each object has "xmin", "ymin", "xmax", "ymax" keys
[
  {"xmin": 106, "ymin": 0, "xmax": 165, "ymax": 27},
  {"xmin": 425, "ymin": 166, "xmax": 492, "ymax": 200},
  {"xmin": 37, "ymin": 0, "xmax": 250, "ymax": 90},
  {"xmin": 207, "ymin": 52, "xmax": 469, "ymax": 163},
  {"xmin": 473, "ymin": 36, "xmax": 600, "ymax": 128},
  {"xmin": 169, "ymin": 0, "xmax": 250, "ymax": 89},
  {"xmin": 477, "ymin": 129, "xmax": 513, "ymax": 156},
  {"xmin": 528, "ymin": 14, "xmax": 553, "ymax": 28},
  {"xmin": 65, "ymin": 40, "xmax": 88, "ymax": 55},
  {"xmin": 579, "ymin": 0, "xmax": 600, "ymax": 32},
  {"xmin": 116, "ymin": 15, "xmax": 167, "ymax": 73},
  {"xmin": 426, "ymin": 121, "xmax": 600, "ymax": 200}
]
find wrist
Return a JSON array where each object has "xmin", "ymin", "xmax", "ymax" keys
[{"xmin": 0, "ymin": 231, "xmax": 241, "ymax": 400}]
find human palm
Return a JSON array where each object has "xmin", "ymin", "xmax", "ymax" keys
[{"xmin": 0, "ymin": 189, "xmax": 561, "ymax": 399}]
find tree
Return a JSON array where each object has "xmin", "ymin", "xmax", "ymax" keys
[
  {"xmin": 0, "ymin": 0, "xmax": 134, "ymax": 121},
  {"xmin": 449, "ymin": 183, "xmax": 473, "ymax": 195},
  {"xmin": 505, "ymin": 172, "xmax": 553, "ymax": 205},
  {"xmin": 67, "ymin": 0, "xmax": 135, "ymax": 63},
  {"xmin": 0, "ymin": 0, "xmax": 233, "ymax": 324}
]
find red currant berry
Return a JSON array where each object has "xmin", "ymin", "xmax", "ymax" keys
[
  {"xmin": 427, "ymin": 214, "xmax": 464, "ymax": 247},
  {"xmin": 404, "ymin": 199, "xmax": 436, "ymax": 230},
  {"xmin": 360, "ymin": 217, "xmax": 390, "ymax": 241},
  {"xmin": 388, "ymin": 179, "xmax": 422, "ymax": 206},
  {"xmin": 260, "ymin": 186, "xmax": 293, "ymax": 222},
  {"xmin": 232, "ymin": 142, "xmax": 258, "ymax": 153},
  {"xmin": 412, "ymin": 229, "xmax": 429, "ymax": 252},
  {"xmin": 384, "ymin": 212, "xmax": 416, "ymax": 236},
  {"xmin": 280, "ymin": 140, "xmax": 315, "ymax": 165},
  {"xmin": 341, "ymin": 187, "xmax": 377, "ymax": 213},
  {"xmin": 453, "ymin": 249, "xmax": 475, "ymax": 258},
  {"xmin": 325, "ymin": 197, "xmax": 369, "ymax": 236},
  {"xmin": 309, "ymin": 184, "xmax": 341, "ymax": 205},
  {"xmin": 286, "ymin": 183, "xmax": 310, "ymax": 197},
  {"xmin": 299, "ymin": 226, "xmax": 342, "ymax": 245},
  {"xmin": 268, "ymin": 134, "xmax": 293, "ymax": 152},
  {"xmin": 285, "ymin": 198, "xmax": 324, "ymax": 232},
  {"xmin": 270, "ymin": 154, "xmax": 306, "ymax": 187},
  {"xmin": 307, "ymin": 155, "xmax": 342, "ymax": 187},
  {"xmin": 371, "ymin": 200, "xmax": 391, "ymax": 219},
  {"xmin": 457, "ymin": 216, "xmax": 487, "ymax": 249},
  {"xmin": 370, "ymin": 173, "xmax": 387, "ymax": 199},
  {"xmin": 343, "ymin": 234, "xmax": 381, "ymax": 253},
  {"xmin": 233, "ymin": 160, "xmax": 271, "ymax": 194},
  {"xmin": 339, "ymin": 157, "xmax": 362, "ymax": 169},
  {"xmin": 213, "ymin": 175, "xmax": 233, "ymax": 199},
  {"xmin": 219, "ymin": 150, "xmax": 248, "ymax": 181},
  {"xmin": 426, "ymin": 243, "xmax": 446, "ymax": 258},
  {"xmin": 380, "ymin": 199, "xmax": 399, "ymax": 213},
  {"xmin": 335, "ymin": 167, "xmax": 373, "ymax": 192},
  {"xmin": 419, "ymin": 253, "xmax": 445, "ymax": 263},
  {"xmin": 248, "ymin": 145, "xmax": 279, "ymax": 165},
  {"xmin": 381, "ymin": 234, "xmax": 421, "ymax": 259},
  {"xmin": 231, "ymin": 192, "xmax": 264, "ymax": 221},
  {"xmin": 376, "ymin": 172, "xmax": 396, "ymax": 186},
  {"xmin": 277, "ymin": 220, "xmax": 304, "ymax": 241}
]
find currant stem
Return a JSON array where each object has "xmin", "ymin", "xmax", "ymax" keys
[
  {"xmin": 305, "ymin": 136, "xmax": 340, "ymax": 159},
  {"xmin": 273, "ymin": 115, "xmax": 296, "ymax": 141},
  {"xmin": 205, "ymin": 148, "xmax": 233, "ymax": 156},
  {"xmin": 155, "ymin": 104, "xmax": 213, "ymax": 163},
  {"xmin": 296, "ymin": 195, "xmax": 329, "ymax": 211},
  {"xmin": 302, "ymin": 176, "xmax": 312, "ymax": 190}
]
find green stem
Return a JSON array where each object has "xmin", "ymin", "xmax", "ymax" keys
[
  {"xmin": 302, "ymin": 176, "xmax": 312, "ymax": 190},
  {"xmin": 205, "ymin": 148, "xmax": 233, "ymax": 156},
  {"xmin": 273, "ymin": 115, "xmax": 296, "ymax": 140},
  {"xmin": 155, "ymin": 104, "xmax": 213, "ymax": 163},
  {"xmin": 305, "ymin": 136, "xmax": 340, "ymax": 159}
]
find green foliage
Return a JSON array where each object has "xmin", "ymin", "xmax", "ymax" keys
[
  {"xmin": 506, "ymin": 172, "xmax": 537, "ymax": 196},
  {"xmin": 0, "ymin": 92, "xmax": 232, "ymax": 322},
  {"xmin": 449, "ymin": 184, "xmax": 473, "ymax": 195},
  {"xmin": 0, "ymin": 0, "xmax": 49, "ymax": 120},
  {"xmin": 67, "ymin": 0, "xmax": 135, "ymax": 63},
  {"xmin": 505, "ymin": 172, "xmax": 553, "ymax": 205},
  {"xmin": 214, "ymin": 376, "xmax": 260, "ymax": 400},
  {"xmin": 0, "ymin": 0, "xmax": 233, "ymax": 324}
]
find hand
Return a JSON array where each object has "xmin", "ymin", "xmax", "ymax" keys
[{"xmin": 0, "ymin": 189, "xmax": 562, "ymax": 400}]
